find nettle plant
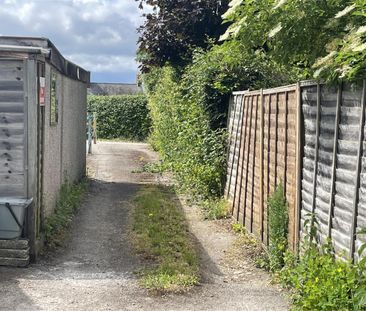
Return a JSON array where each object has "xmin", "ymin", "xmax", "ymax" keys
[{"xmin": 267, "ymin": 183, "xmax": 288, "ymax": 271}]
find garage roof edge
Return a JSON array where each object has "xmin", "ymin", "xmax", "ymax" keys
[{"xmin": 0, "ymin": 36, "xmax": 90, "ymax": 84}]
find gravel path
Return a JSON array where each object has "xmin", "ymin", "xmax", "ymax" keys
[{"xmin": 0, "ymin": 142, "xmax": 289, "ymax": 311}]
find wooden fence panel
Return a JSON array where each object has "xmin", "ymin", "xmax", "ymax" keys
[
  {"xmin": 227, "ymin": 80, "xmax": 366, "ymax": 260},
  {"xmin": 228, "ymin": 86, "xmax": 298, "ymax": 247},
  {"xmin": 286, "ymin": 90, "xmax": 298, "ymax": 249},
  {"xmin": 300, "ymin": 81, "xmax": 366, "ymax": 261}
]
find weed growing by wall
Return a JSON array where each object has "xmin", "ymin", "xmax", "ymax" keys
[
  {"xmin": 278, "ymin": 218, "xmax": 366, "ymax": 310},
  {"xmin": 43, "ymin": 181, "xmax": 86, "ymax": 250},
  {"xmin": 267, "ymin": 183, "xmax": 288, "ymax": 271},
  {"xmin": 88, "ymin": 95, "xmax": 151, "ymax": 141}
]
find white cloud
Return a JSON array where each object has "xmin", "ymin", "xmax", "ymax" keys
[
  {"xmin": 67, "ymin": 53, "xmax": 138, "ymax": 73},
  {"xmin": 0, "ymin": 0, "xmax": 143, "ymax": 81}
]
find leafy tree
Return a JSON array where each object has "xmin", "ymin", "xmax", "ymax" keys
[
  {"xmin": 313, "ymin": 1, "xmax": 366, "ymax": 81},
  {"xmin": 221, "ymin": 0, "xmax": 351, "ymax": 80},
  {"xmin": 136, "ymin": 0, "xmax": 229, "ymax": 72}
]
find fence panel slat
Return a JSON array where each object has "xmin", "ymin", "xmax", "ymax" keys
[
  {"xmin": 328, "ymin": 85, "xmax": 342, "ymax": 238},
  {"xmin": 231, "ymin": 95, "xmax": 245, "ymax": 218},
  {"xmin": 350, "ymin": 80, "xmax": 366, "ymax": 260},
  {"xmin": 242, "ymin": 96, "xmax": 254, "ymax": 226}
]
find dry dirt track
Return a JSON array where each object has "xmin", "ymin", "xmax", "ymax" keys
[{"xmin": 0, "ymin": 142, "xmax": 289, "ymax": 311}]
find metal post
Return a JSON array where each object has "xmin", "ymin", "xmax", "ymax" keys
[{"xmin": 93, "ymin": 112, "xmax": 97, "ymax": 144}]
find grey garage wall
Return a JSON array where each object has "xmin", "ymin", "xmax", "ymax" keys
[
  {"xmin": 60, "ymin": 74, "xmax": 87, "ymax": 183},
  {"xmin": 42, "ymin": 65, "xmax": 87, "ymax": 218},
  {"xmin": 43, "ymin": 64, "xmax": 62, "ymax": 218}
]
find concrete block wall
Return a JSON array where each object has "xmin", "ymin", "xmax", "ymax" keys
[
  {"xmin": 42, "ymin": 65, "xmax": 62, "ymax": 218},
  {"xmin": 42, "ymin": 64, "xmax": 87, "ymax": 218}
]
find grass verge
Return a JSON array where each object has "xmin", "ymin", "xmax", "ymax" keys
[
  {"xmin": 132, "ymin": 185, "xmax": 199, "ymax": 292},
  {"xmin": 43, "ymin": 180, "xmax": 87, "ymax": 251}
]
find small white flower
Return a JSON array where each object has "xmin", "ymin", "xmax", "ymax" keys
[
  {"xmin": 352, "ymin": 43, "xmax": 366, "ymax": 52},
  {"xmin": 356, "ymin": 26, "xmax": 366, "ymax": 34},
  {"xmin": 269, "ymin": 23, "xmax": 282, "ymax": 38},
  {"xmin": 335, "ymin": 4, "xmax": 355, "ymax": 19},
  {"xmin": 313, "ymin": 67, "xmax": 324, "ymax": 78},
  {"xmin": 314, "ymin": 51, "xmax": 337, "ymax": 67},
  {"xmin": 229, "ymin": 0, "xmax": 242, "ymax": 9},
  {"xmin": 273, "ymin": 0, "xmax": 286, "ymax": 10},
  {"xmin": 222, "ymin": 0, "xmax": 243, "ymax": 19}
]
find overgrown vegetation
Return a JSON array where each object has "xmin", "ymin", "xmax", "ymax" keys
[
  {"xmin": 254, "ymin": 186, "xmax": 366, "ymax": 310},
  {"xmin": 138, "ymin": 0, "xmax": 366, "ymax": 206},
  {"xmin": 144, "ymin": 45, "xmax": 290, "ymax": 200},
  {"xmin": 202, "ymin": 198, "xmax": 230, "ymax": 220},
  {"xmin": 267, "ymin": 183, "xmax": 288, "ymax": 271},
  {"xmin": 276, "ymin": 218, "xmax": 366, "ymax": 310},
  {"xmin": 132, "ymin": 186, "xmax": 199, "ymax": 292},
  {"xmin": 221, "ymin": 0, "xmax": 366, "ymax": 82},
  {"xmin": 43, "ymin": 181, "xmax": 87, "ymax": 250},
  {"xmin": 88, "ymin": 95, "xmax": 151, "ymax": 141},
  {"xmin": 136, "ymin": 1, "xmax": 366, "ymax": 306}
]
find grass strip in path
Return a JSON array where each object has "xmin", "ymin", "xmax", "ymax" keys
[{"xmin": 132, "ymin": 185, "xmax": 199, "ymax": 292}]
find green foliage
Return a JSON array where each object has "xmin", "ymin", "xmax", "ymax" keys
[
  {"xmin": 280, "ymin": 246, "xmax": 358, "ymax": 311},
  {"xmin": 231, "ymin": 223, "xmax": 247, "ymax": 234},
  {"xmin": 43, "ymin": 181, "xmax": 86, "ymax": 250},
  {"xmin": 313, "ymin": 1, "xmax": 366, "ymax": 82},
  {"xmin": 132, "ymin": 186, "xmax": 199, "ymax": 292},
  {"xmin": 136, "ymin": 0, "xmax": 229, "ymax": 72},
  {"xmin": 267, "ymin": 183, "xmax": 288, "ymax": 271},
  {"xmin": 277, "ymin": 219, "xmax": 366, "ymax": 311},
  {"xmin": 145, "ymin": 66, "xmax": 227, "ymax": 198},
  {"xmin": 202, "ymin": 198, "xmax": 230, "ymax": 220},
  {"xmin": 88, "ymin": 95, "xmax": 151, "ymax": 141},
  {"xmin": 221, "ymin": 0, "xmax": 366, "ymax": 82},
  {"xmin": 144, "ymin": 43, "xmax": 292, "ymax": 199}
]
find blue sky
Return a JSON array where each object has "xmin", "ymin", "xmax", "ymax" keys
[{"xmin": 0, "ymin": 0, "xmax": 143, "ymax": 83}]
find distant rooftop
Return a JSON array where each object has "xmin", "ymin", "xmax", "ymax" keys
[{"xmin": 88, "ymin": 82, "xmax": 142, "ymax": 96}]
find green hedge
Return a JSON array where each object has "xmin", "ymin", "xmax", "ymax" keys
[
  {"xmin": 88, "ymin": 95, "xmax": 151, "ymax": 141},
  {"xmin": 143, "ymin": 42, "xmax": 292, "ymax": 199}
]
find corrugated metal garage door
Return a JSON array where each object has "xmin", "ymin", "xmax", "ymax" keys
[{"xmin": 0, "ymin": 59, "xmax": 26, "ymax": 197}]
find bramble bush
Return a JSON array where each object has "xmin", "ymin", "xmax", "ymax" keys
[{"xmin": 88, "ymin": 95, "xmax": 151, "ymax": 141}]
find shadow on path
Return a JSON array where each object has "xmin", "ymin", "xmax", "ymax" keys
[{"xmin": 0, "ymin": 142, "xmax": 288, "ymax": 311}]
